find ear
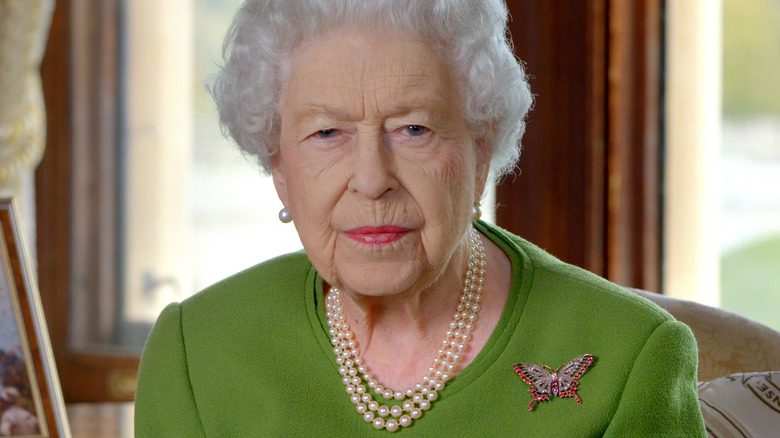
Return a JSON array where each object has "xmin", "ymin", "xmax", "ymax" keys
[
  {"xmin": 473, "ymin": 131, "xmax": 494, "ymax": 203},
  {"xmin": 271, "ymin": 152, "xmax": 290, "ymax": 207}
]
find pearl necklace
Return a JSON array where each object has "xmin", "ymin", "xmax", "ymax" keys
[{"xmin": 325, "ymin": 227, "xmax": 486, "ymax": 432}]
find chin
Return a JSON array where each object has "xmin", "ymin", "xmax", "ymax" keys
[
  {"xmin": 336, "ymin": 265, "xmax": 426, "ymax": 298},
  {"xmin": 340, "ymin": 278, "xmax": 417, "ymax": 298}
]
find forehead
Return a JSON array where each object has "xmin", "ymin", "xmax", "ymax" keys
[{"xmin": 282, "ymin": 27, "xmax": 458, "ymax": 118}]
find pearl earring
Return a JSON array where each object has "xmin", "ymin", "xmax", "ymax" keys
[
  {"xmin": 471, "ymin": 202, "xmax": 482, "ymax": 222},
  {"xmin": 278, "ymin": 207, "xmax": 293, "ymax": 223}
]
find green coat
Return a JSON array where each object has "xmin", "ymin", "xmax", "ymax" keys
[{"xmin": 135, "ymin": 222, "xmax": 706, "ymax": 436}]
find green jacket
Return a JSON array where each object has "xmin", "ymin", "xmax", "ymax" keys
[{"xmin": 135, "ymin": 222, "xmax": 706, "ymax": 436}]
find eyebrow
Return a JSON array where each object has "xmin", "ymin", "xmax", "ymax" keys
[
  {"xmin": 293, "ymin": 103, "xmax": 360, "ymax": 124},
  {"xmin": 293, "ymin": 94, "xmax": 448, "ymax": 125}
]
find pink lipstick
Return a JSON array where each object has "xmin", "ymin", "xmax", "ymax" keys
[{"xmin": 343, "ymin": 226, "xmax": 411, "ymax": 245}]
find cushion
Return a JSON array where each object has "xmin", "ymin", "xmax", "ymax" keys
[{"xmin": 698, "ymin": 371, "xmax": 780, "ymax": 437}]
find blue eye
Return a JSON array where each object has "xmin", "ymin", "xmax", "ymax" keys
[
  {"xmin": 316, "ymin": 129, "xmax": 338, "ymax": 138},
  {"xmin": 404, "ymin": 125, "xmax": 427, "ymax": 136}
]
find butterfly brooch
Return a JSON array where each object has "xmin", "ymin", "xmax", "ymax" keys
[{"xmin": 513, "ymin": 354, "xmax": 595, "ymax": 411}]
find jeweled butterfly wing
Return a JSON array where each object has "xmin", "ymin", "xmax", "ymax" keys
[
  {"xmin": 514, "ymin": 363, "xmax": 556, "ymax": 396},
  {"xmin": 513, "ymin": 354, "xmax": 594, "ymax": 411}
]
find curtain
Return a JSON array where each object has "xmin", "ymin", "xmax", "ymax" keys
[{"xmin": 0, "ymin": 0, "xmax": 55, "ymax": 255}]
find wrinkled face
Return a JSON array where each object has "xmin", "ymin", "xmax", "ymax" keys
[{"xmin": 272, "ymin": 27, "xmax": 490, "ymax": 297}]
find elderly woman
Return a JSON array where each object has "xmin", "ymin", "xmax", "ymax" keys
[{"xmin": 135, "ymin": 0, "xmax": 705, "ymax": 435}]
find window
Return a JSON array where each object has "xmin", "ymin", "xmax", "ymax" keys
[
  {"xmin": 113, "ymin": 0, "xmax": 304, "ymax": 349},
  {"xmin": 719, "ymin": 0, "xmax": 780, "ymax": 330},
  {"xmin": 665, "ymin": 0, "xmax": 780, "ymax": 331}
]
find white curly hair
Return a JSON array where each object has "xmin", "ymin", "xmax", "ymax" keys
[{"xmin": 208, "ymin": 0, "xmax": 532, "ymax": 179}]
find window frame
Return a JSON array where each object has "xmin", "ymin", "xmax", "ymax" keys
[{"xmin": 38, "ymin": 0, "xmax": 138, "ymax": 403}]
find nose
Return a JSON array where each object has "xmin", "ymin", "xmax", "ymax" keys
[{"xmin": 347, "ymin": 130, "xmax": 398, "ymax": 199}]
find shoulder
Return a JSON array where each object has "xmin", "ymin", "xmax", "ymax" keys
[
  {"xmin": 480, "ymin": 221, "xmax": 671, "ymax": 327},
  {"xmin": 179, "ymin": 250, "xmax": 313, "ymax": 316},
  {"xmin": 478, "ymin": 221, "xmax": 683, "ymax": 366},
  {"xmin": 525, "ymin": 242, "xmax": 672, "ymax": 329},
  {"xmin": 145, "ymin": 250, "xmax": 317, "ymax": 349}
]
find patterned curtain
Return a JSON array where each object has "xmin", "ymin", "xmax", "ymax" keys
[{"xmin": 0, "ymin": 0, "xmax": 55, "ymax": 252}]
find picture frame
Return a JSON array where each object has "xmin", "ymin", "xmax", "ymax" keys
[{"xmin": 0, "ymin": 199, "xmax": 70, "ymax": 437}]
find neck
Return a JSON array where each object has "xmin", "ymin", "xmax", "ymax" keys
[
  {"xmin": 326, "ymin": 228, "xmax": 489, "ymax": 390},
  {"xmin": 335, "ymin": 235, "xmax": 469, "ymax": 351},
  {"xmin": 338, "ymin": 245, "xmax": 468, "ymax": 343}
]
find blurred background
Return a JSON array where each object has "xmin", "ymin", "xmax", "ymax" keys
[{"xmin": 718, "ymin": 0, "xmax": 780, "ymax": 331}]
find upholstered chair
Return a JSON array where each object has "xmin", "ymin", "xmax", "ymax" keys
[{"xmin": 628, "ymin": 288, "xmax": 780, "ymax": 382}]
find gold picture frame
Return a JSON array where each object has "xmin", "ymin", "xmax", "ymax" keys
[{"xmin": 0, "ymin": 199, "xmax": 69, "ymax": 437}]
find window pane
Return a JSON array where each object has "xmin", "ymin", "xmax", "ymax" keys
[
  {"xmin": 72, "ymin": 0, "xmax": 306, "ymax": 350},
  {"xmin": 719, "ymin": 0, "xmax": 780, "ymax": 330}
]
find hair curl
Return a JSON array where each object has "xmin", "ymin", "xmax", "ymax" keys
[{"xmin": 208, "ymin": 0, "xmax": 532, "ymax": 179}]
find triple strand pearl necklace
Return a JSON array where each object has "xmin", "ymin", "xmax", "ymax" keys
[{"xmin": 325, "ymin": 227, "xmax": 486, "ymax": 432}]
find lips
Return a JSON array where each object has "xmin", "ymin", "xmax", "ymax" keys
[{"xmin": 343, "ymin": 226, "xmax": 411, "ymax": 245}]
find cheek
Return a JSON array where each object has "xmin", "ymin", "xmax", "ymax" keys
[
  {"xmin": 287, "ymin": 180, "xmax": 340, "ymax": 279},
  {"xmin": 283, "ymin": 143, "xmax": 346, "ymax": 203},
  {"xmin": 408, "ymin": 142, "xmax": 476, "ymax": 206},
  {"xmin": 396, "ymin": 143, "xmax": 477, "ymax": 263},
  {"xmin": 281, "ymin": 152, "xmax": 347, "ymax": 259},
  {"xmin": 287, "ymin": 164, "xmax": 344, "ymax": 227},
  {"xmin": 441, "ymin": 156, "xmax": 477, "ymax": 222},
  {"xmin": 444, "ymin": 148, "xmax": 476, "ymax": 190}
]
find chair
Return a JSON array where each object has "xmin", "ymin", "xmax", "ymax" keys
[{"xmin": 628, "ymin": 288, "xmax": 780, "ymax": 382}]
